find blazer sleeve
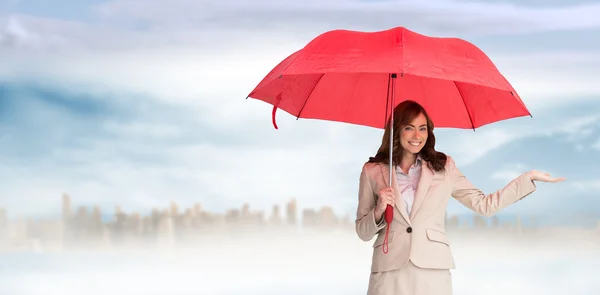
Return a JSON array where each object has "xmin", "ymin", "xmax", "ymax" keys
[
  {"xmin": 448, "ymin": 156, "xmax": 537, "ymax": 217},
  {"xmin": 355, "ymin": 164, "xmax": 386, "ymax": 241}
]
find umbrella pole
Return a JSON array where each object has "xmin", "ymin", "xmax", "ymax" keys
[
  {"xmin": 382, "ymin": 73, "xmax": 397, "ymax": 255},
  {"xmin": 389, "ymin": 108, "xmax": 394, "ymax": 185},
  {"xmin": 388, "ymin": 73, "xmax": 397, "ymax": 186}
]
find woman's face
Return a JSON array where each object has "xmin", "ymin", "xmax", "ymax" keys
[{"xmin": 399, "ymin": 112, "xmax": 428, "ymax": 155}]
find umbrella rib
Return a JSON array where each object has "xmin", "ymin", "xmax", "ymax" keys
[
  {"xmin": 296, "ymin": 73, "xmax": 325, "ymax": 119},
  {"xmin": 453, "ymin": 81, "xmax": 475, "ymax": 131}
]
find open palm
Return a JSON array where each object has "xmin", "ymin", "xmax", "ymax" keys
[{"xmin": 528, "ymin": 170, "xmax": 566, "ymax": 183}]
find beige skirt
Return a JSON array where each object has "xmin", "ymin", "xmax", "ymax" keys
[{"xmin": 367, "ymin": 261, "xmax": 452, "ymax": 295}]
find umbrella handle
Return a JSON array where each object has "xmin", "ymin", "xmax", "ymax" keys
[
  {"xmin": 272, "ymin": 104, "xmax": 279, "ymax": 129},
  {"xmin": 385, "ymin": 205, "xmax": 393, "ymax": 223}
]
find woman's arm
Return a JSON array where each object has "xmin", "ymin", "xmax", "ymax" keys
[
  {"xmin": 355, "ymin": 165, "xmax": 386, "ymax": 241},
  {"xmin": 448, "ymin": 156, "xmax": 537, "ymax": 217}
]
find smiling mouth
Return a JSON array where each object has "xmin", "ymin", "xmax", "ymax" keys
[{"xmin": 409, "ymin": 141, "xmax": 422, "ymax": 146}]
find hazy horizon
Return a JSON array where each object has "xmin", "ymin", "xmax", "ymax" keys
[{"xmin": 1, "ymin": 231, "xmax": 598, "ymax": 295}]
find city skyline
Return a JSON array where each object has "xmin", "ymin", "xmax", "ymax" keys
[
  {"xmin": 2, "ymin": 191, "xmax": 599, "ymax": 228},
  {"xmin": 2, "ymin": 192, "xmax": 599, "ymax": 253},
  {"xmin": 2, "ymin": 190, "xmax": 599, "ymax": 227}
]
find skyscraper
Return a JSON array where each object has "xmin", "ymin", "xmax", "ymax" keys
[
  {"xmin": 286, "ymin": 198, "xmax": 297, "ymax": 226},
  {"xmin": 62, "ymin": 194, "xmax": 72, "ymax": 221}
]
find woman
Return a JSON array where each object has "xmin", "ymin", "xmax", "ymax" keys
[{"xmin": 355, "ymin": 100, "xmax": 565, "ymax": 295}]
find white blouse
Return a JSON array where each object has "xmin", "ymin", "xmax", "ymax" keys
[{"xmin": 395, "ymin": 157, "xmax": 422, "ymax": 217}]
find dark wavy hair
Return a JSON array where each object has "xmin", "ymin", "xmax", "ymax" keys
[{"xmin": 368, "ymin": 100, "xmax": 447, "ymax": 172}]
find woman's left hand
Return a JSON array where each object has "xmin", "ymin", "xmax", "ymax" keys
[{"xmin": 527, "ymin": 170, "xmax": 566, "ymax": 183}]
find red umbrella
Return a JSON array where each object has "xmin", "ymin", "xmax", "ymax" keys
[{"xmin": 247, "ymin": 26, "xmax": 531, "ymax": 252}]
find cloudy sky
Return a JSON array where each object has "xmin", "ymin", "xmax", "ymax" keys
[{"xmin": 1, "ymin": 0, "xmax": 599, "ymax": 224}]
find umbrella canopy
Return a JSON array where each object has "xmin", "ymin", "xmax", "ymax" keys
[{"xmin": 248, "ymin": 26, "xmax": 531, "ymax": 130}]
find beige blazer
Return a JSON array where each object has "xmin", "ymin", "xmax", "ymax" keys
[{"xmin": 355, "ymin": 156, "xmax": 536, "ymax": 272}]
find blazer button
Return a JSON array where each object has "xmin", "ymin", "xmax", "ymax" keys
[{"xmin": 406, "ymin": 227, "xmax": 412, "ymax": 233}]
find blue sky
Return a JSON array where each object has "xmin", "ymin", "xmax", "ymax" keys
[{"xmin": 0, "ymin": 0, "xmax": 599, "ymax": 224}]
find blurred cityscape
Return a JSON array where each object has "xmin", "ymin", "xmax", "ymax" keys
[{"xmin": 1, "ymin": 193, "xmax": 599, "ymax": 252}]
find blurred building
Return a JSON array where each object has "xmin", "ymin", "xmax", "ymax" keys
[
  {"xmin": 286, "ymin": 199, "xmax": 297, "ymax": 226},
  {"xmin": 0, "ymin": 208, "xmax": 6, "ymax": 231}
]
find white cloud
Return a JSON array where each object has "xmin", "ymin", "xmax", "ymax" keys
[
  {"xmin": 444, "ymin": 127, "xmax": 524, "ymax": 166},
  {"xmin": 571, "ymin": 180, "xmax": 600, "ymax": 192},
  {"xmin": 2, "ymin": 9, "xmax": 600, "ymax": 120},
  {"xmin": 3, "ymin": 46, "xmax": 600, "ymax": 127},
  {"xmin": 0, "ymin": 82, "xmax": 385, "ymax": 218},
  {"xmin": 0, "ymin": 13, "xmax": 309, "ymax": 53},
  {"xmin": 0, "ymin": 128, "xmax": 377, "ymax": 218},
  {"xmin": 0, "ymin": 16, "xmax": 90, "ymax": 51},
  {"xmin": 92, "ymin": 0, "xmax": 600, "ymax": 35},
  {"xmin": 4, "ymin": 0, "xmax": 600, "ymax": 54},
  {"xmin": 548, "ymin": 114, "xmax": 600, "ymax": 141},
  {"xmin": 436, "ymin": 111, "xmax": 600, "ymax": 167},
  {"xmin": 491, "ymin": 164, "xmax": 530, "ymax": 183},
  {"xmin": 3, "ymin": 3, "xmax": 600, "ymax": 117},
  {"xmin": 0, "ymin": 17, "xmax": 31, "ymax": 48},
  {"xmin": 496, "ymin": 53, "xmax": 600, "ymax": 109},
  {"xmin": 490, "ymin": 164, "xmax": 564, "ymax": 189},
  {"xmin": 0, "ymin": 45, "xmax": 305, "ymax": 119}
]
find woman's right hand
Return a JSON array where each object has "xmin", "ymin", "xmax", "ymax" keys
[{"xmin": 375, "ymin": 186, "xmax": 395, "ymax": 220}]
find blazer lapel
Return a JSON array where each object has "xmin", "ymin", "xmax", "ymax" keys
[
  {"xmin": 379, "ymin": 163, "xmax": 411, "ymax": 225},
  {"xmin": 410, "ymin": 160, "xmax": 434, "ymax": 220}
]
